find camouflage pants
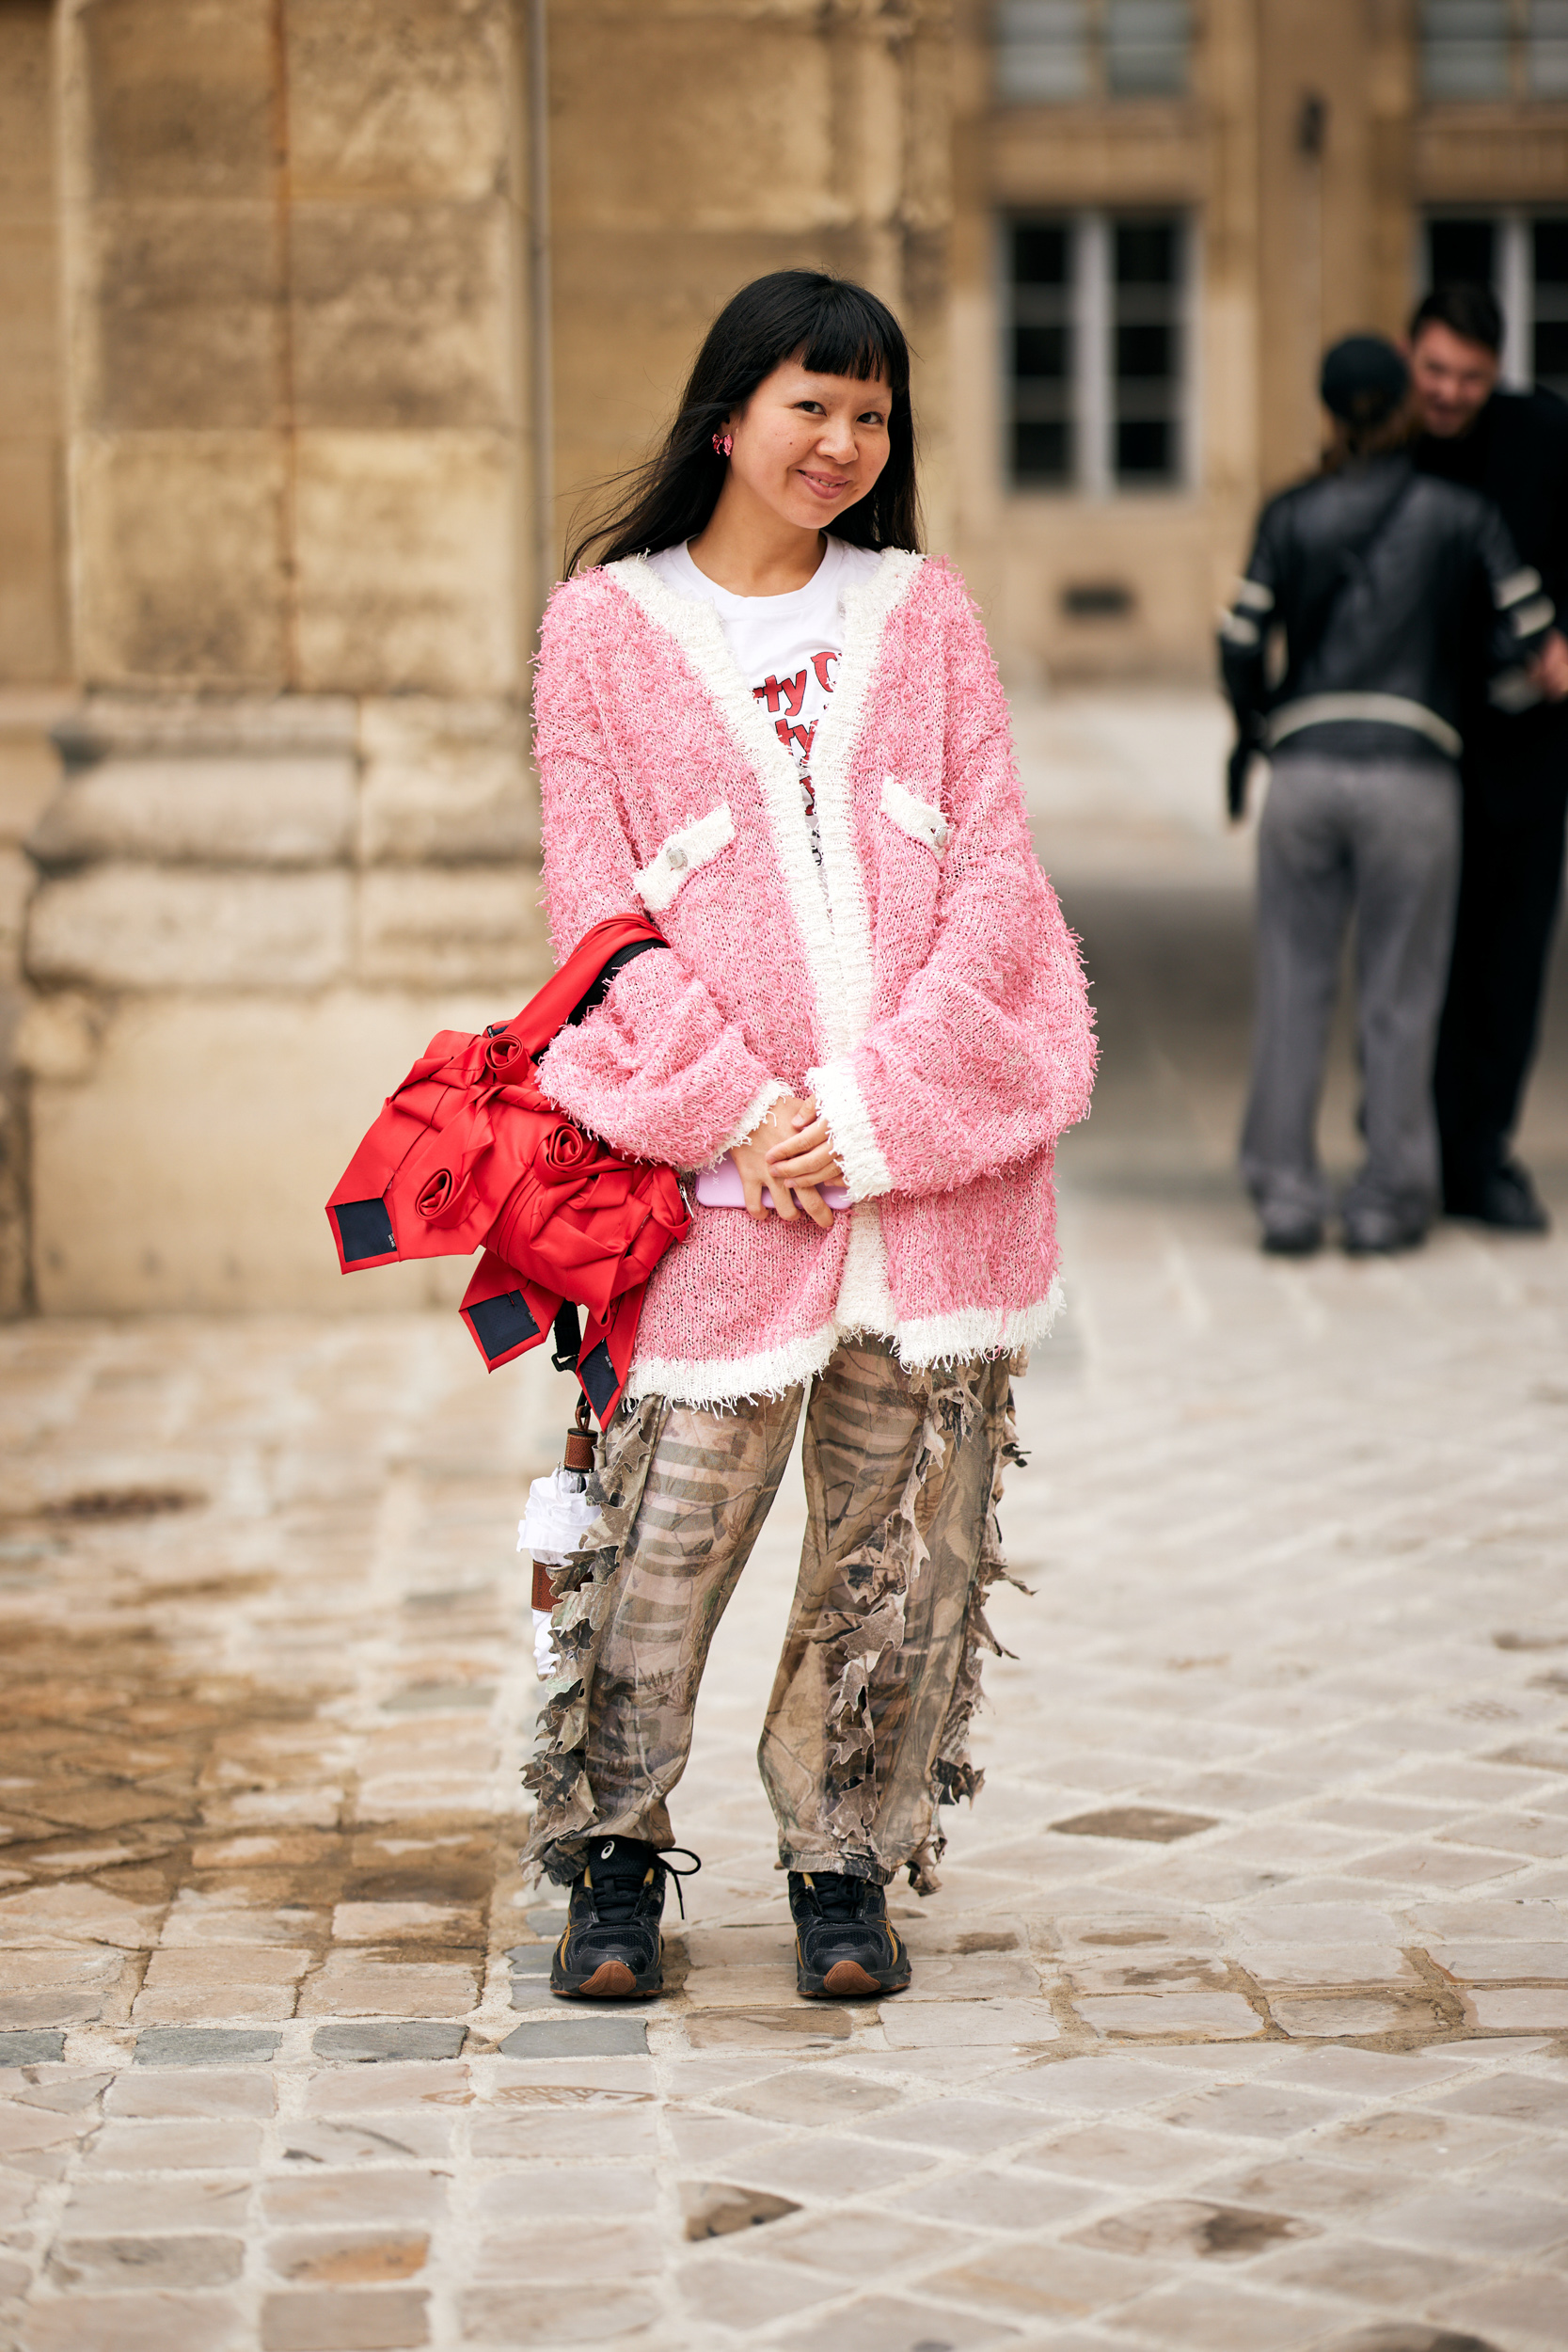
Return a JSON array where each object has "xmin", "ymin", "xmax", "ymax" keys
[{"xmin": 520, "ymin": 1340, "xmax": 1022, "ymax": 1892}]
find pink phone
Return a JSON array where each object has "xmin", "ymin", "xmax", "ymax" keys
[{"xmin": 695, "ymin": 1156, "xmax": 850, "ymax": 1212}]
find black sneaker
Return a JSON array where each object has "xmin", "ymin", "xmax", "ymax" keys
[
  {"xmin": 1343, "ymin": 1206, "xmax": 1428, "ymax": 1256},
  {"xmin": 1259, "ymin": 1213, "xmax": 1323, "ymax": 1258},
  {"xmin": 549, "ymin": 1837, "xmax": 698, "ymax": 1999},
  {"xmin": 1476, "ymin": 1160, "xmax": 1551, "ymax": 1234},
  {"xmin": 789, "ymin": 1871, "xmax": 912, "ymax": 1999}
]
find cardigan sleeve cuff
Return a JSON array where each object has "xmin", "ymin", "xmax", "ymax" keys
[
  {"xmin": 707, "ymin": 1076, "xmax": 792, "ymax": 1167},
  {"xmin": 806, "ymin": 1058, "xmax": 895, "ymax": 1201}
]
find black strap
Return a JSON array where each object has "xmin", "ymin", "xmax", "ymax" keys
[
  {"xmin": 563, "ymin": 938, "xmax": 661, "ymax": 1029},
  {"xmin": 531, "ymin": 937, "xmax": 663, "ymax": 1070},
  {"xmin": 1295, "ymin": 465, "xmax": 1418, "ymax": 674},
  {"xmin": 550, "ymin": 1301, "xmax": 582, "ymax": 1373}
]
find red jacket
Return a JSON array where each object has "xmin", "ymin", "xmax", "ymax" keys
[{"xmin": 325, "ymin": 914, "xmax": 690, "ymax": 1420}]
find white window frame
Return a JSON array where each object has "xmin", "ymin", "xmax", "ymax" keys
[
  {"xmin": 1005, "ymin": 209, "xmax": 1197, "ymax": 497},
  {"xmin": 1419, "ymin": 208, "xmax": 1568, "ymax": 389}
]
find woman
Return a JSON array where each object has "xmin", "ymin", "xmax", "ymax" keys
[
  {"xmin": 522, "ymin": 271, "xmax": 1095, "ymax": 2000},
  {"xmin": 1221, "ymin": 334, "xmax": 1555, "ymax": 1258}
]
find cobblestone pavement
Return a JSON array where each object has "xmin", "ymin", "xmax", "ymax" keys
[{"xmin": 3, "ymin": 694, "xmax": 1567, "ymax": 2352}]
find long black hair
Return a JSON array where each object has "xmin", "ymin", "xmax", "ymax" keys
[{"xmin": 564, "ymin": 271, "xmax": 920, "ymax": 576}]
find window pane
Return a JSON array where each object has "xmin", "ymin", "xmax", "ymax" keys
[
  {"xmin": 1428, "ymin": 215, "xmax": 1497, "ymax": 288},
  {"xmin": 1534, "ymin": 218, "xmax": 1568, "ymax": 400},
  {"xmin": 1420, "ymin": 0, "xmax": 1512, "ymax": 96},
  {"xmin": 1015, "ymin": 324, "xmax": 1070, "ymax": 377},
  {"xmin": 1117, "ymin": 419, "xmax": 1173, "ymax": 475},
  {"xmin": 1009, "ymin": 220, "xmax": 1075, "ymax": 486},
  {"xmin": 996, "ymin": 0, "xmax": 1091, "ymax": 102},
  {"xmin": 1529, "ymin": 0, "xmax": 1568, "ymax": 91},
  {"xmin": 1014, "ymin": 223, "xmax": 1070, "ymax": 285},
  {"xmin": 1115, "ymin": 220, "xmax": 1177, "ymax": 285},
  {"xmin": 1014, "ymin": 421, "xmax": 1071, "ymax": 480},
  {"xmin": 1112, "ymin": 216, "xmax": 1180, "ymax": 485},
  {"xmin": 1116, "ymin": 321, "xmax": 1172, "ymax": 378},
  {"xmin": 1106, "ymin": 1, "xmax": 1190, "ymax": 95}
]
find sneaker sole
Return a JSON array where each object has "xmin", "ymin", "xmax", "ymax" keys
[
  {"xmin": 552, "ymin": 1959, "xmax": 657, "ymax": 1999},
  {"xmin": 797, "ymin": 1958, "xmax": 911, "ymax": 1999}
]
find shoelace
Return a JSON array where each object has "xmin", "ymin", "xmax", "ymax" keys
[
  {"xmin": 800, "ymin": 1870, "xmax": 870, "ymax": 1922},
  {"xmin": 585, "ymin": 1842, "xmax": 702, "ymax": 1922}
]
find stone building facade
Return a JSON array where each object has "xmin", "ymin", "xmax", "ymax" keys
[{"xmin": 0, "ymin": 1, "xmax": 1564, "ymax": 1312}]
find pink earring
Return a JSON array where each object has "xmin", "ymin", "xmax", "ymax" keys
[{"xmin": 712, "ymin": 432, "xmax": 733, "ymax": 458}]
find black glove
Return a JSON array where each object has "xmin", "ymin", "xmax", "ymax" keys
[{"xmin": 1226, "ymin": 728, "xmax": 1261, "ymax": 824}]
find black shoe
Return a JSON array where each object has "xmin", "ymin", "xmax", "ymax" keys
[
  {"xmin": 549, "ymin": 1836, "xmax": 699, "ymax": 1999},
  {"xmin": 1260, "ymin": 1215, "xmax": 1323, "ymax": 1257},
  {"xmin": 1466, "ymin": 1161, "xmax": 1551, "ymax": 1234},
  {"xmin": 788, "ymin": 1871, "xmax": 912, "ymax": 1999},
  {"xmin": 1343, "ymin": 1208, "xmax": 1427, "ymax": 1256}
]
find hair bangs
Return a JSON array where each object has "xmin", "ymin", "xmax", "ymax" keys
[{"xmin": 797, "ymin": 288, "xmax": 909, "ymax": 395}]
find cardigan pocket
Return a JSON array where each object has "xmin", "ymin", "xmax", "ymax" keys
[
  {"xmin": 635, "ymin": 801, "xmax": 736, "ymax": 913},
  {"xmin": 879, "ymin": 775, "xmax": 950, "ymax": 858}
]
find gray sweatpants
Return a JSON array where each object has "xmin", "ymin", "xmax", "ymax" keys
[{"xmin": 1241, "ymin": 754, "xmax": 1462, "ymax": 1227}]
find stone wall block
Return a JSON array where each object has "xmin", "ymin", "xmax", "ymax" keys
[
  {"xmin": 86, "ymin": 201, "xmax": 282, "ymax": 432},
  {"xmin": 54, "ymin": 695, "xmax": 358, "ymax": 762},
  {"xmin": 358, "ymin": 699, "xmax": 538, "ymax": 864},
  {"xmin": 293, "ymin": 431, "xmax": 516, "ymax": 697},
  {"xmin": 29, "ymin": 991, "xmax": 487, "ymax": 1312},
  {"xmin": 26, "ymin": 866, "xmax": 351, "ymax": 993},
  {"xmin": 0, "ymin": 4, "xmax": 53, "ymax": 210},
  {"xmin": 12, "ymin": 992, "xmax": 103, "ymax": 1085},
  {"xmin": 285, "ymin": 0, "xmax": 513, "ymax": 201},
  {"xmin": 73, "ymin": 436, "xmax": 287, "ymax": 687},
  {"xmin": 0, "ymin": 443, "xmax": 67, "ymax": 685},
  {"xmin": 290, "ymin": 199, "xmax": 512, "ymax": 432},
  {"xmin": 0, "ymin": 847, "xmax": 34, "ymax": 967},
  {"xmin": 0, "ymin": 5, "xmax": 65, "ymax": 687},
  {"xmin": 28, "ymin": 757, "xmax": 356, "ymax": 870},
  {"xmin": 81, "ymin": 0, "xmax": 277, "ymax": 201},
  {"xmin": 0, "ymin": 221, "xmax": 63, "ymax": 421},
  {"xmin": 356, "ymin": 866, "xmax": 548, "ymax": 993},
  {"xmin": 552, "ymin": 18, "xmax": 834, "ymax": 232}
]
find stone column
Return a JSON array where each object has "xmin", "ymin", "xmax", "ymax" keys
[{"xmin": 22, "ymin": 0, "xmax": 546, "ymax": 1312}]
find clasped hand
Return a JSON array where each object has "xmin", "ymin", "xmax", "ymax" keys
[{"xmin": 729, "ymin": 1095, "xmax": 845, "ymax": 1230}]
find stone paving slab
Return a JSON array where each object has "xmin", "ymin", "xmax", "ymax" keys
[{"xmin": 1, "ymin": 691, "xmax": 1566, "ymax": 2348}]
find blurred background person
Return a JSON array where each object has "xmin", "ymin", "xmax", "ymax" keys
[
  {"xmin": 1409, "ymin": 285, "xmax": 1568, "ymax": 1234},
  {"xmin": 1221, "ymin": 336, "xmax": 1555, "ymax": 1259}
]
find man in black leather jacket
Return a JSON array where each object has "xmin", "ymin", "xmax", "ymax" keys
[
  {"xmin": 1220, "ymin": 336, "xmax": 1553, "ymax": 1257},
  {"xmin": 1410, "ymin": 283, "xmax": 1568, "ymax": 1232}
]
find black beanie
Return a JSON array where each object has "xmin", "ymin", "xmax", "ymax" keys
[{"xmin": 1320, "ymin": 335, "xmax": 1410, "ymax": 425}]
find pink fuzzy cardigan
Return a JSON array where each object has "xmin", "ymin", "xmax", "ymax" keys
[{"xmin": 533, "ymin": 547, "xmax": 1096, "ymax": 1406}]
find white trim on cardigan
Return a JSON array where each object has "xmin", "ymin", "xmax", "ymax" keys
[
  {"xmin": 623, "ymin": 1269, "xmax": 1065, "ymax": 1408},
  {"xmin": 711, "ymin": 1075, "xmax": 791, "ymax": 1164},
  {"xmin": 635, "ymin": 800, "xmax": 735, "ymax": 913},
  {"xmin": 805, "ymin": 1055, "xmax": 894, "ymax": 1201},
  {"xmin": 835, "ymin": 1202, "xmax": 896, "ymax": 1334},
  {"xmin": 809, "ymin": 550, "xmax": 927, "ymax": 1052},
  {"xmin": 895, "ymin": 1277, "xmax": 1064, "ymax": 1367},
  {"xmin": 605, "ymin": 554, "xmax": 850, "ymax": 1056},
  {"xmin": 879, "ymin": 774, "xmax": 950, "ymax": 855}
]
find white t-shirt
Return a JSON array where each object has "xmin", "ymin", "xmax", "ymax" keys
[{"xmin": 645, "ymin": 535, "xmax": 882, "ymax": 854}]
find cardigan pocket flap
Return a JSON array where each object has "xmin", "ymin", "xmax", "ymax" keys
[
  {"xmin": 636, "ymin": 801, "xmax": 735, "ymax": 912},
  {"xmin": 879, "ymin": 775, "xmax": 950, "ymax": 856}
]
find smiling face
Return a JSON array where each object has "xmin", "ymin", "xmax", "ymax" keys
[
  {"xmin": 1409, "ymin": 320, "xmax": 1501, "ymax": 438},
  {"xmin": 724, "ymin": 357, "xmax": 894, "ymax": 532}
]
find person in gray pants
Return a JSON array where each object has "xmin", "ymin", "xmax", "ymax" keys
[{"xmin": 1221, "ymin": 336, "xmax": 1559, "ymax": 1256}]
